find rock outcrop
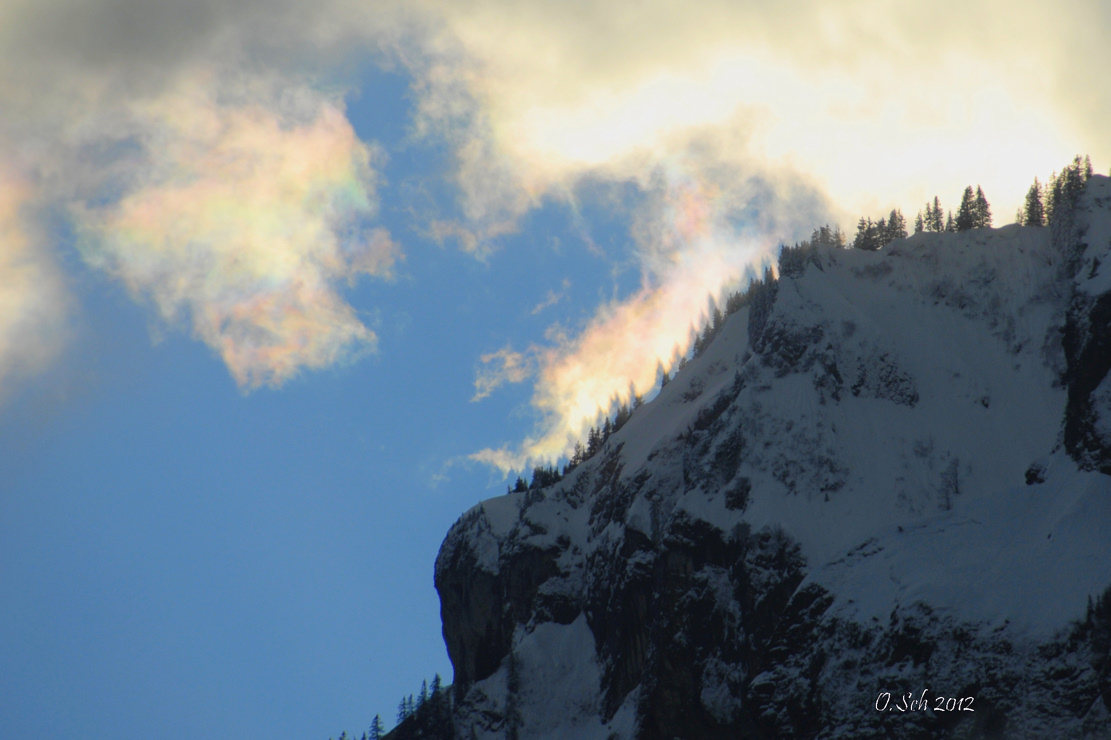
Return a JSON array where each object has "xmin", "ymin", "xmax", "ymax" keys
[{"xmin": 434, "ymin": 176, "xmax": 1111, "ymax": 739}]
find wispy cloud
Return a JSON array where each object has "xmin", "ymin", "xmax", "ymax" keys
[
  {"xmin": 0, "ymin": 166, "xmax": 70, "ymax": 405},
  {"xmin": 471, "ymin": 346, "xmax": 535, "ymax": 402},
  {"xmin": 530, "ymin": 279, "xmax": 569, "ymax": 315},
  {"xmin": 470, "ymin": 155, "xmax": 822, "ymax": 471},
  {"xmin": 72, "ymin": 72, "xmax": 398, "ymax": 388}
]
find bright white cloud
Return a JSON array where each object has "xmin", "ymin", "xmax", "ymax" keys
[
  {"xmin": 412, "ymin": 0, "xmax": 1103, "ymax": 227},
  {"xmin": 408, "ymin": 0, "xmax": 1108, "ymax": 470}
]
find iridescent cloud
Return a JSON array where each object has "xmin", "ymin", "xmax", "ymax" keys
[
  {"xmin": 418, "ymin": 1, "xmax": 1107, "ymax": 471},
  {"xmin": 73, "ymin": 75, "xmax": 397, "ymax": 389},
  {"xmin": 0, "ymin": 167, "xmax": 70, "ymax": 404},
  {"xmin": 470, "ymin": 161, "xmax": 803, "ymax": 471},
  {"xmin": 472, "ymin": 347, "xmax": 535, "ymax": 402}
]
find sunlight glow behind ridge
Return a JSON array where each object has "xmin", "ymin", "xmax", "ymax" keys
[
  {"xmin": 441, "ymin": 3, "xmax": 1092, "ymax": 472},
  {"xmin": 471, "ymin": 166, "xmax": 779, "ymax": 472}
]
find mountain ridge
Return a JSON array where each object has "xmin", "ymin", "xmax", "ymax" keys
[{"xmin": 426, "ymin": 174, "xmax": 1111, "ymax": 739}]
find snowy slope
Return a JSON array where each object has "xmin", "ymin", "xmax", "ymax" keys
[{"xmin": 434, "ymin": 175, "xmax": 1111, "ymax": 740}]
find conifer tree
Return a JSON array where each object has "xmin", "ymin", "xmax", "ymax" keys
[
  {"xmin": 587, "ymin": 426, "xmax": 600, "ymax": 456},
  {"xmin": 1023, "ymin": 177, "xmax": 1046, "ymax": 226},
  {"xmin": 930, "ymin": 197, "xmax": 944, "ymax": 232},
  {"xmin": 940, "ymin": 457, "xmax": 960, "ymax": 511},
  {"xmin": 1048, "ymin": 155, "xmax": 1092, "ymax": 224},
  {"xmin": 885, "ymin": 208, "xmax": 907, "ymax": 242},
  {"xmin": 955, "ymin": 186, "xmax": 976, "ymax": 231},
  {"xmin": 853, "ymin": 217, "xmax": 880, "ymax": 250},
  {"xmin": 397, "ymin": 698, "xmax": 409, "ymax": 725},
  {"xmin": 945, "ymin": 210, "xmax": 955, "ymax": 232},
  {"xmin": 571, "ymin": 440, "xmax": 585, "ymax": 466},
  {"xmin": 914, "ymin": 211, "xmax": 925, "ymax": 233},
  {"xmin": 974, "ymin": 186, "xmax": 991, "ymax": 228},
  {"xmin": 614, "ymin": 403, "xmax": 631, "ymax": 430},
  {"xmin": 370, "ymin": 716, "xmax": 385, "ymax": 740}
]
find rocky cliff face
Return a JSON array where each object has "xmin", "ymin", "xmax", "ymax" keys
[
  {"xmin": 1063, "ymin": 178, "xmax": 1111, "ymax": 474},
  {"xmin": 434, "ymin": 176, "xmax": 1111, "ymax": 739}
]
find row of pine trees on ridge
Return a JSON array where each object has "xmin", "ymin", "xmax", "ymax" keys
[
  {"xmin": 853, "ymin": 154, "xmax": 1096, "ymax": 251},
  {"xmin": 502, "ymin": 157, "xmax": 1103, "ymax": 495}
]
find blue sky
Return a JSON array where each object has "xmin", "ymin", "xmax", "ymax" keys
[
  {"xmin": 1, "ymin": 61, "xmax": 645, "ymax": 739},
  {"xmin": 1, "ymin": 2, "xmax": 1108, "ymax": 738}
]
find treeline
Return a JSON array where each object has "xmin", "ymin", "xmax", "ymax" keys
[
  {"xmin": 325, "ymin": 675, "xmax": 451, "ymax": 740},
  {"xmin": 509, "ymin": 399, "xmax": 642, "ymax": 491},
  {"xmin": 1017, "ymin": 155, "xmax": 1094, "ymax": 227},
  {"xmin": 852, "ymin": 184, "xmax": 991, "ymax": 251},
  {"xmin": 510, "ymin": 263, "xmax": 780, "ymax": 493},
  {"xmin": 853, "ymin": 209, "xmax": 908, "ymax": 250},
  {"xmin": 779, "ymin": 225, "xmax": 844, "ymax": 275},
  {"xmin": 390, "ymin": 674, "xmax": 452, "ymax": 739},
  {"xmin": 526, "ymin": 228, "xmax": 836, "ymax": 489},
  {"xmin": 911, "ymin": 185, "xmax": 991, "ymax": 236},
  {"xmin": 510, "ymin": 155, "xmax": 1102, "ymax": 494}
]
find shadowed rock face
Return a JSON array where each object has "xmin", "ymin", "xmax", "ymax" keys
[
  {"xmin": 432, "ymin": 177, "xmax": 1111, "ymax": 740},
  {"xmin": 436, "ymin": 508, "xmax": 562, "ymax": 692},
  {"xmin": 1060, "ymin": 174, "xmax": 1111, "ymax": 474},
  {"xmin": 1064, "ymin": 291, "xmax": 1111, "ymax": 473}
]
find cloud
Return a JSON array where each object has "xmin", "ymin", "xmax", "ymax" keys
[
  {"xmin": 399, "ymin": 0, "xmax": 1108, "ymax": 470},
  {"xmin": 0, "ymin": 0, "xmax": 415, "ymax": 392},
  {"xmin": 71, "ymin": 72, "xmax": 397, "ymax": 389},
  {"xmin": 2, "ymin": 0, "xmax": 1108, "ymax": 425},
  {"xmin": 472, "ymin": 346, "xmax": 535, "ymax": 402},
  {"xmin": 531, "ymin": 279, "xmax": 569, "ymax": 315},
  {"xmin": 0, "ymin": 168, "xmax": 70, "ymax": 405},
  {"xmin": 408, "ymin": 0, "xmax": 1109, "ymax": 229},
  {"xmin": 470, "ymin": 155, "xmax": 825, "ymax": 471}
]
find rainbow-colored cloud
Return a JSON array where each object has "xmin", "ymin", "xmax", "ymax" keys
[
  {"xmin": 0, "ymin": 166, "xmax": 70, "ymax": 404},
  {"xmin": 74, "ymin": 76, "xmax": 397, "ymax": 389},
  {"xmin": 471, "ymin": 162, "xmax": 788, "ymax": 471}
]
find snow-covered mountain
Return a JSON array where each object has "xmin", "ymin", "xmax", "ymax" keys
[{"xmin": 430, "ymin": 175, "xmax": 1111, "ymax": 739}]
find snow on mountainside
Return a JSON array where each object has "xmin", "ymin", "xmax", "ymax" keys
[{"xmin": 430, "ymin": 175, "xmax": 1111, "ymax": 740}]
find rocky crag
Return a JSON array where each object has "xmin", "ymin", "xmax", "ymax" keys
[{"xmin": 431, "ymin": 176, "xmax": 1111, "ymax": 739}]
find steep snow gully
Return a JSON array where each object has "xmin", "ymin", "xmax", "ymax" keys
[{"xmin": 432, "ymin": 176, "xmax": 1111, "ymax": 739}]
